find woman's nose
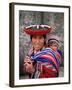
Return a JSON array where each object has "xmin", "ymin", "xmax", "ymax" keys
[
  {"xmin": 24, "ymin": 63, "xmax": 27, "ymax": 66},
  {"xmin": 36, "ymin": 39, "xmax": 40, "ymax": 43}
]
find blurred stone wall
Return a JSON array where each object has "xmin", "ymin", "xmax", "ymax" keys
[{"xmin": 19, "ymin": 10, "xmax": 64, "ymax": 77}]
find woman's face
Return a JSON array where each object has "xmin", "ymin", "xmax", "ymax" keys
[{"xmin": 32, "ymin": 35, "xmax": 45, "ymax": 51}]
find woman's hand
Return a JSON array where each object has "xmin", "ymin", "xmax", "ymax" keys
[{"xmin": 23, "ymin": 57, "xmax": 35, "ymax": 74}]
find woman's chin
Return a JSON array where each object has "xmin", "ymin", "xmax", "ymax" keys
[
  {"xmin": 34, "ymin": 47, "xmax": 40, "ymax": 51},
  {"xmin": 35, "ymin": 48, "xmax": 42, "ymax": 51}
]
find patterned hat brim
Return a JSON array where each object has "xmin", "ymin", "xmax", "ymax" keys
[{"xmin": 24, "ymin": 28, "xmax": 51, "ymax": 35}]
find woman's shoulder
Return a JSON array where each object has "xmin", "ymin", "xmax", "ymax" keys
[{"xmin": 28, "ymin": 48, "xmax": 33, "ymax": 56}]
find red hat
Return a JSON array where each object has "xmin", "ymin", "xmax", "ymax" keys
[{"xmin": 24, "ymin": 25, "xmax": 51, "ymax": 35}]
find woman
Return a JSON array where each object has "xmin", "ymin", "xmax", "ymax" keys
[{"xmin": 23, "ymin": 25, "xmax": 61, "ymax": 78}]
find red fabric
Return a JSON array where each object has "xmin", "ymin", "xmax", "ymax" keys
[
  {"xmin": 39, "ymin": 66, "xmax": 57, "ymax": 78},
  {"xmin": 24, "ymin": 28, "xmax": 51, "ymax": 35}
]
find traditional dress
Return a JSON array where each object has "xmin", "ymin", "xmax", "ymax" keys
[{"xmin": 28, "ymin": 47, "xmax": 62, "ymax": 78}]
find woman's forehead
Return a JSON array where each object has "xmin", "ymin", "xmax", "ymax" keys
[
  {"xmin": 24, "ymin": 59, "xmax": 32, "ymax": 62},
  {"xmin": 32, "ymin": 35, "xmax": 44, "ymax": 37}
]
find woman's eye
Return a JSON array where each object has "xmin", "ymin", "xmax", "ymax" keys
[{"xmin": 28, "ymin": 62, "xmax": 31, "ymax": 64}]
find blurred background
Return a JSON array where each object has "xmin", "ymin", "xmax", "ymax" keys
[{"xmin": 19, "ymin": 10, "xmax": 64, "ymax": 79}]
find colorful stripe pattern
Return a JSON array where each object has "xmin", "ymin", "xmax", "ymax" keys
[{"xmin": 29, "ymin": 48, "xmax": 62, "ymax": 78}]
